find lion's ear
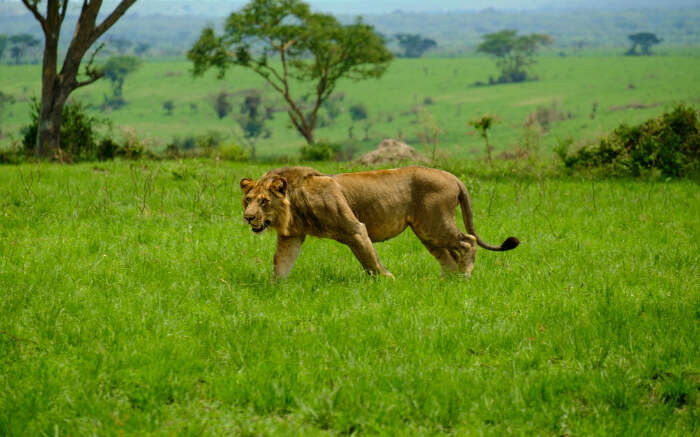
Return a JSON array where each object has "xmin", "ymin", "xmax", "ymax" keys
[
  {"xmin": 269, "ymin": 176, "xmax": 287, "ymax": 197},
  {"xmin": 240, "ymin": 178, "xmax": 255, "ymax": 194}
]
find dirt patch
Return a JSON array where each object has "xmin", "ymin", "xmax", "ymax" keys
[{"xmin": 356, "ymin": 138, "xmax": 430, "ymax": 166}]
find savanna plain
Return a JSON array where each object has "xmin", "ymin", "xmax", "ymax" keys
[
  {"xmin": 1, "ymin": 51, "xmax": 699, "ymax": 434},
  {"xmin": 1, "ymin": 158, "xmax": 698, "ymax": 435}
]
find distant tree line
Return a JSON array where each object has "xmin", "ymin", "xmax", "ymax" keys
[{"xmin": 0, "ymin": 33, "xmax": 41, "ymax": 64}]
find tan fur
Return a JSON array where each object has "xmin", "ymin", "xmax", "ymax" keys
[{"xmin": 240, "ymin": 166, "xmax": 519, "ymax": 279}]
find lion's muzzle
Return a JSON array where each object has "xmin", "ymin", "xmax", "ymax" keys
[{"xmin": 251, "ymin": 220, "xmax": 271, "ymax": 233}]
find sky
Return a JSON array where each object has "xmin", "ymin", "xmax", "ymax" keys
[
  {"xmin": 190, "ymin": 0, "xmax": 700, "ymax": 13},
  {"xmin": 2, "ymin": 0, "xmax": 698, "ymax": 16}
]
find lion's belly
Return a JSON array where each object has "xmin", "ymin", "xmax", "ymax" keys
[
  {"xmin": 348, "ymin": 200, "xmax": 411, "ymax": 242},
  {"xmin": 333, "ymin": 168, "xmax": 445, "ymax": 242}
]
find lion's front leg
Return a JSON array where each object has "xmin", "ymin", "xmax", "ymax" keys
[
  {"xmin": 342, "ymin": 223, "xmax": 395, "ymax": 279},
  {"xmin": 274, "ymin": 235, "xmax": 305, "ymax": 279}
]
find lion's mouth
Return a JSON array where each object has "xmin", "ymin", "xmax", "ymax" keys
[{"xmin": 252, "ymin": 220, "xmax": 271, "ymax": 233}]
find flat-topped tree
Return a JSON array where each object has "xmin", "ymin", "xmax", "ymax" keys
[
  {"xmin": 395, "ymin": 33, "xmax": 437, "ymax": 58},
  {"xmin": 20, "ymin": 0, "xmax": 138, "ymax": 158},
  {"xmin": 188, "ymin": 0, "xmax": 393, "ymax": 145},
  {"xmin": 626, "ymin": 32, "xmax": 662, "ymax": 56},
  {"xmin": 477, "ymin": 30, "xmax": 552, "ymax": 84}
]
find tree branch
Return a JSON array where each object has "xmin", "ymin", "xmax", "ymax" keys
[
  {"xmin": 74, "ymin": 74, "xmax": 103, "ymax": 89},
  {"xmin": 20, "ymin": 0, "xmax": 48, "ymax": 35},
  {"xmin": 92, "ymin": 0, "xmax": 138, "ymax": 42},
  {"xmin": 59, "ymin": 0, "xmax": 69, "ymax": 24}
]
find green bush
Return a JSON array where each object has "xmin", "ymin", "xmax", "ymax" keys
[
  {"xmin": 97, "ymin": 138, "xmax": 120, "ymax": 160},
  {"xmin": 561, "ymin": 104, "xmax": 699, "ymax": 177},
  {"xmin": 216, "ymin": 142, "xmax": 249, "ymax": 161},
  {"xmin": 300, "ymin": 141, "xmax": 341, "ymax": 161},
  {"xmin": 349, "ymin": 104, "xmax": 368, "ymax": 121},
  {"xmin": 22, "ymin": 98, "xmax": 104, "ymax": 161},
  {"xmin": 0, "ymin": 143, "xmax": 25, "ymax": 164}
]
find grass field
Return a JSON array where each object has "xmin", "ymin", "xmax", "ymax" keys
[
  {"xmin": 1, "ymin": 160, "xmax": 698, "ymax": 434},
  {"xmin": 1, "ymin": 55, "xmax": 699, "ymax": 158}
]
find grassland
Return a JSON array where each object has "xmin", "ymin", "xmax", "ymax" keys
[
  {"xmin": 1, "ymin": 160, "xmax": 698, "ymax": 434},
  {"xmin": 1, "ymin": 55, "xmax": 699, "ymax": 158}
]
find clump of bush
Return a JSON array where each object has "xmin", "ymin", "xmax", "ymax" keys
[
  {"xmin": 525, "ymin": 102, "xmax": 572, "ymax": 132},
  {"xmin": 300, "ymin": 141, "xmax": 341, "ymax": 161},
  {"xmin": 22, "ymin": 98, "xmax": 104, "ymax": 161},
  {"xmin": 559, "ymin": 104, "xmax": 699, "ymax": 177},
  {"xmin": 165, "ymin": 132, "xmax": 248, "ymax": 161},
  {"xmin": 20, "ymin": 98, "xmax": 149, "ymax": 162},
  {"xmin": 0, "ymin": 142, "xmax": 25, "ymax": 164}
]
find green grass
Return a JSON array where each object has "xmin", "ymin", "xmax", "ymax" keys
[
  {"xmin": 1, "ymin": 160, "xmax": 698, "ymax": 434},
  {"xmin": 1, "ymin": 55, "xmax": 699, "ymax": 158}
]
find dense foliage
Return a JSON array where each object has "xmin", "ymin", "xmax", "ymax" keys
[
  {"xmin": 22, "ymin": 99, "xmax": 103, "ymax": 161},
  {"xmin": 561, "ymin": 104, "xmax": 699, "ymax": 177}
]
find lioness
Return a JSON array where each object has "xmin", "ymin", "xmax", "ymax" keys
[{"xmin": 240, "ymin": 166, "xmax": 519, "ymax": 279}]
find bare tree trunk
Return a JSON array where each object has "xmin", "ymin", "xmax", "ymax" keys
[{"xmin": 37, "ymin": 98, "xmax": 64, "ymax": 157}]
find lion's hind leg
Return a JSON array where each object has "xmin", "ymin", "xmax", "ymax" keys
[
  {"xmin": 412, "ymin": 217, "xmax": 477, "ymax": 278},
  {"xmin": 420, "ymin": 241, "xmax": 459, "ymax": 275}
]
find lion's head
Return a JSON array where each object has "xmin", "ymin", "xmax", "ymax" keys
[{"xmin": 240, "ymin": 175, "xmax": 291, "ymax": 234}]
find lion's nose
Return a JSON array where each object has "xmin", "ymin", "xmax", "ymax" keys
[{"xmin": 244, "ymin": 214, "xmax": 254, "ymax": 223}]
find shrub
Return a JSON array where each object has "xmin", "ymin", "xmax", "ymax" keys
[
  {"xmin": 216, "ymin": 142, "xmax": 249, "ymax": 161},
  {"xmin": 300, "ymin": 141, "xmax": 340, "ymax": 161},
  {"xmin": 97, "ymin": 138, "xmax": 120, "ymax": 160},
  {"xmin": 22, "ymin": 98, "xmax": 104, "ymax": 161},
  {"xmin": 525, "ymin": 102, "xmax": 572, "ymax": 132},
  {"xmin": 0, "ymin": 142, "xmax": 25, "ymax": 164},
  {"xmin": 349, "ymin": 104, "xmax": 368, "ymax": 121},
  {"xmin": 560, "ymin": 104, "xmax": 699, "ymax": 177}
]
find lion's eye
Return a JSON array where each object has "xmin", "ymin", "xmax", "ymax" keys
[
  {"xmin": 244, "ymin": 197, "xmax": 251, "ymax": 205},
  {"xmin": 260, "ymin": 199, "xmax": 269, "ymax": 206}
]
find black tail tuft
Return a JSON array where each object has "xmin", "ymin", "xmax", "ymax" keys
[{"xmin": 501, "ymin": 236, "xmax": 520, "ymax": 251}]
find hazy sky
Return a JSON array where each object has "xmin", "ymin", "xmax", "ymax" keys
[
  {"xmin": 194, "ymin": 0, "xmax": 700, "ymax": 13},
  {"xmin": 3, "ymin": 0, "xmax": 698, "ymax": 16}
]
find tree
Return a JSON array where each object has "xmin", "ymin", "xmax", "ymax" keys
[
  {"xmin": 0, "ymin": 35, "xmax": 8, "ymax": 61},
  {"xmin": 134, "ymin": 42, "xmax": 150, "ymax": 57},
  {"xmin": 102, "ymin": 55, "xmax": 141, "ymax": 107},
  {"xmin": 162, "ymin": 100, "xmax": 174, "ymax": 115},
  {"xmin": 468, "ymin": 115, "xmax": 497, "ymax": 165},
  {"xmin": 109, "ymin": 37, "xmax": 132, "ymax": 55},
  {"xmin": 395, "ymin": 33, "xmax": 437, "ymax": 58},
  {"xmin": 20, "ymin": 0, "xmax": 138, "ymax": 157},
  {"xmin": 8, "ymin": 33, "xmax": 41, "ymax": 64},
  {"xmin": 232, "ymin": 89, "xmax": 275, "ymax": 160},
  {"xmin": 626, "ymin": 32, "xmax": 662, "ymax": 56},
  {"xmin": 476, "ymin": 30, "xmax": 552, "ymax": 84},
  {"xmin": 211, "ymin": 91, "xmax": 232, "ymax": 119},
  {"xmin": 188, "ymin": 0, "xmax": 393, "ymax": 145}
]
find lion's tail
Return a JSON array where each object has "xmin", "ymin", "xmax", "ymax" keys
[{"xmin": 457, "ymin": 180, "xmax": 520, "ymax": 252}]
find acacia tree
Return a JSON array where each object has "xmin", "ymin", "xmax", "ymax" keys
[
  {"xmin": 102, "ymin": 55, "xmax": 141, "ymax": 107},
  {"xmin": 476, "ymin": 30, "xmax": 552, "ymax": 84},
  {"xmin": 20, "ymin": 0, "xmax": 138, "ymax": 157},
  {"xmin": 394, "ymin": 33, "xmax": 437, "ymax": 58},
  {"xmin": 626, "ymin": 32, "xmax": 662, "ymax": 56},
  {"xmin": 188, "ymin": 0, "xmax": 393, "ymax": 145},
  {"xmin": 232, "ymin": 90, "xmax": 275, "ymax": 160}
]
